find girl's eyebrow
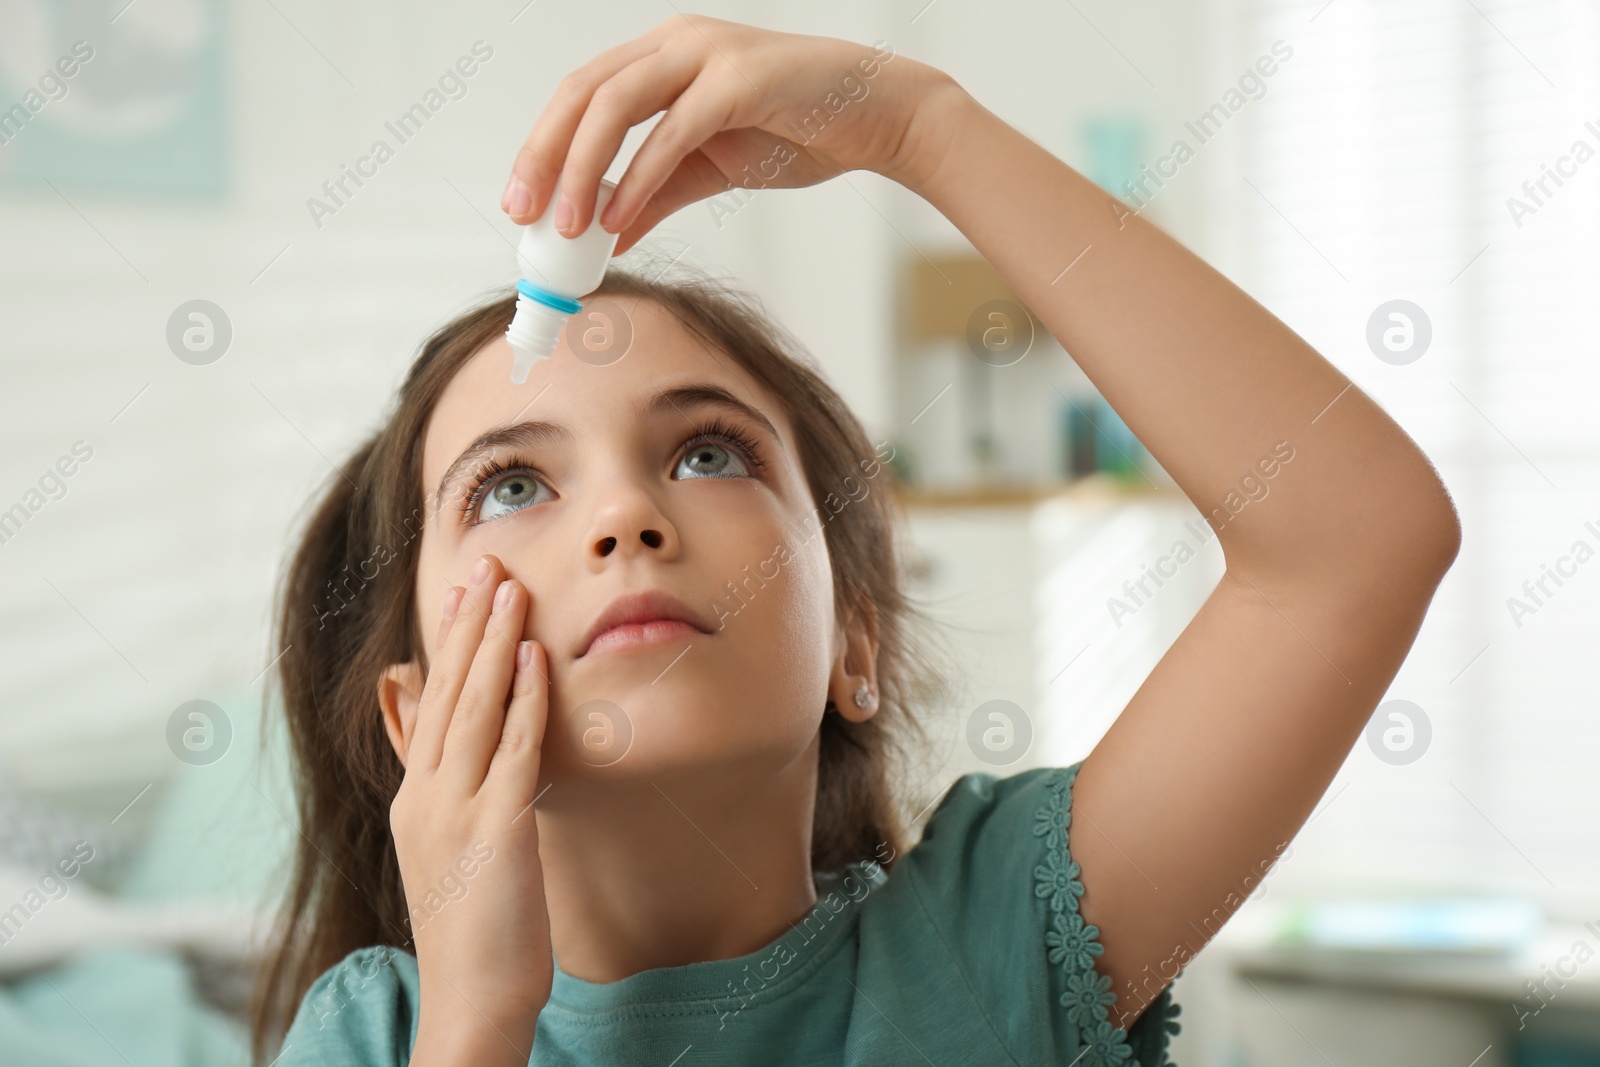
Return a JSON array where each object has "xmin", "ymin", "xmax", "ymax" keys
[{"xmin": 430, "ymin": 382, "xmax": 781, "ymax": 513}]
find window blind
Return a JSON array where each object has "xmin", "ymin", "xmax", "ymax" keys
[{"xmin": 1205, "ymin": 0, "xmax": 1600, "ymax": 909}]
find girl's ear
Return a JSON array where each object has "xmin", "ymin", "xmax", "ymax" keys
[
  {"xmin": 377, "ymin": 661, "xmax": 425, "ymax": 766},
  {"xmin": 826, "ymin": 596, "xmax": 881, "ymax": 724}
]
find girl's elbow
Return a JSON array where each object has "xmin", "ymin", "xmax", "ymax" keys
[{"xmin": 1414, "ymin": 473, "xmax": 1464, "ymax": 582}]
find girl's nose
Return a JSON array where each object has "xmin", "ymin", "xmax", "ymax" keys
[
  {"xmin": 583, "ymin": 478, "xmax": 679, "ymax": 565},
  {"xmin": 594, "ymin": 526, "xmax": 666, "ymax": 557}
]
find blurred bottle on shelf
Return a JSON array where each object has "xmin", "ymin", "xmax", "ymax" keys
[{"xmin": 1061, "ymin": 393, "xmax": 1149, "ymax": 483}]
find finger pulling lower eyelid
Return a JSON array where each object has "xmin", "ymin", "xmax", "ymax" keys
[{"xmin": 443, "ymin": 586, "xmax": 464, "ymax": 619}]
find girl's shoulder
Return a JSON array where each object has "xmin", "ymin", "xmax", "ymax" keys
[
  {"xmin": 275, "ymin": 944, "xmax": 421, "ymax": 1067},
  {"xmin": 881, "ymin": 760, "xmax": 1183, "ymax": 1067},
  {"xmin": 894, "ymin": 760, "xmax": 1076, "ymax": 898}
]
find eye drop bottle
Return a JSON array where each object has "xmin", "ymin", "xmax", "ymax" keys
[{"xmin": 505, "ymin": 177, "xmax": 622, "ymax": 383}]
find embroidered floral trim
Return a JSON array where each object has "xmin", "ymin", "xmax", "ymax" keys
[{"xmin": 1033, "ymin": 763, "xmax": 1183, "ymax": 1066}]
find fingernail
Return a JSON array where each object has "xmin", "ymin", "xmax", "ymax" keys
[
  {"xmin": 506, "ymin": 175, "xmax": 533, "ymax": 217},
  {"xmin": 598, "ymin": 196, "xmax": 619, "ymax": 231},
  {"xmin": 554, "ymin": 192, "xmax": 574, "ymax": 234},
  {"xmin": 517, "ymin": 641, "xmax": 534, "ymax": 671},
  {"xmin": 443, "ymin": 586, "xmax": 464, "ymax": 620},
  {"xmin": 471, "ymin": 556, "xmax": 491, "ymax": 585},
  {"xmin": 494, "ymin": 579, "xmax": 514, "ymax": 613}
]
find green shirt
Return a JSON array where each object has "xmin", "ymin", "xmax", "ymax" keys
[{"xmin": 278, "ymin": 761, "xmax": 1182, "ymax": 1066}]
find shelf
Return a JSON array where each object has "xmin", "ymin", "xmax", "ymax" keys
[
  {"xmin": 1229, "ymin": 929, "xmax": 1600, "ymax": 1010},
  {"xmin": 891, "ymin": 473, "xmax": 1186, "ymax": 510}
]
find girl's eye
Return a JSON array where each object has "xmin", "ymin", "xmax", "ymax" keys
[
  {"xmin": 675, "ymin": 437, "xmax": 753, "ymax": 480},
  {"xmin": 474, "ymin": 468, "xmax": 552, "ymax": 523},
  {"xmin": 673, "ymin": 416, "xmax": 767, "ymax": 481}
]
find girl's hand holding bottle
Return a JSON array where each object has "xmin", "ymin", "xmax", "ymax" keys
[
  {"xmin": 499, "ymin": 15, "xmax": 964, "ymax": 252},
  {"xmin": 393, "ymin": 554, "xmax": 551, "ymax": 1066}
]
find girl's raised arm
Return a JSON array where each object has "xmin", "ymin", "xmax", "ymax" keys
[
  {"xmin": 894, "ymin": 80, "xmax": 1461, "ymax": 1025},
  {"xmin": 501, "ymin": 16, "xmax": 1462, "ymax": 1031}
]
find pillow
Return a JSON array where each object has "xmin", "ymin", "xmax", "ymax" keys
[{"xmin": 115, "ymin": 683, "xmax": 297, "ymax": 909}]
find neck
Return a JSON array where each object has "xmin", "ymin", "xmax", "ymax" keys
[{"xmin": 534, "ymin": 735, "xmax": 821, "ymax": 984}]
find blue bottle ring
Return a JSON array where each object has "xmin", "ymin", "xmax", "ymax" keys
[{"xmin": 516, "ymin": 278, "xmax": 583, "ymax": 315}]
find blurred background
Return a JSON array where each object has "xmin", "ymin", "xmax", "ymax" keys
[{"xmin": 2, "ymin": 0, "xmax": 1598, "ymax": 1064}]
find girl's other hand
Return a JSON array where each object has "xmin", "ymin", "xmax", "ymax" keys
[
  {"xmin": 391, "ymin": 554, "xmax": 551, "ymax": 1065},
  {"xmin": 500, "ymin": 15, "xmax": 962, "ymax": 254}
]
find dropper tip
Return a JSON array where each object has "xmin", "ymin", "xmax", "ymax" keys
[{"xmin": 509, "ymin": 347, "xmax": 534, "ymax": 384}]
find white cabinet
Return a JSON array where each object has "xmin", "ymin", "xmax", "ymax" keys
[{"xmin": 897, "ymin": 479, "xmax": 1216, "ymax": 782}]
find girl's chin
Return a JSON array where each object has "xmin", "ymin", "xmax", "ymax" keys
[{"xmin": 540, "ymin": 722, "xmax": 803, "ymax": 786}]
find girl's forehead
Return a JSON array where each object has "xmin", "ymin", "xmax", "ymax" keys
[{"xmin": 421, "ymin": 299, "xmax": 793, "ymax": 484}]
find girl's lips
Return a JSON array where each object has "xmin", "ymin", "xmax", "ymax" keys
[
  {"xmin": 583, "ymin": 618, "xmax": 701, "ymax": 657},
  {"xmin": 576, "ymin": 589, "xmax": 714, "ymax": 658}
]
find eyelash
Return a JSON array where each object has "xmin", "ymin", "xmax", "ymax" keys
[{"xmin": 454, "ymin": 415, "xmax": 769, "ymax": 528}]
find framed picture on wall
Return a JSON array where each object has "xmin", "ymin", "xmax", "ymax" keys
[{"xmin": 0, "ymin": 0, "xmax": 227, "ymax": 196}]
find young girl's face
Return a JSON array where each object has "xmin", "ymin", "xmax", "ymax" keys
[{"xmin": 389, "ymin": 296, "xmax": 861, "ymax": 784}]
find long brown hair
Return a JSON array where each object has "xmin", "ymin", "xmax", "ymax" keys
[{"xmin": 249, "ymin": 261, "xmax": 955, "ymax": 1063}]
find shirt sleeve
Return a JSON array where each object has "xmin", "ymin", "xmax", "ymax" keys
[
  {"xmin": 273, "ymin": 945, "xmax": 420, "ymax": 1067},
  {"xmin": 898, "ymin": 761, "xmax": 1183, "ymax": 1067}
]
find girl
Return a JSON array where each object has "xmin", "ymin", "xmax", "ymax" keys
[{"xmin": 252, "ymin": 16, "xmax": 1460, "ymax": 1067}]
